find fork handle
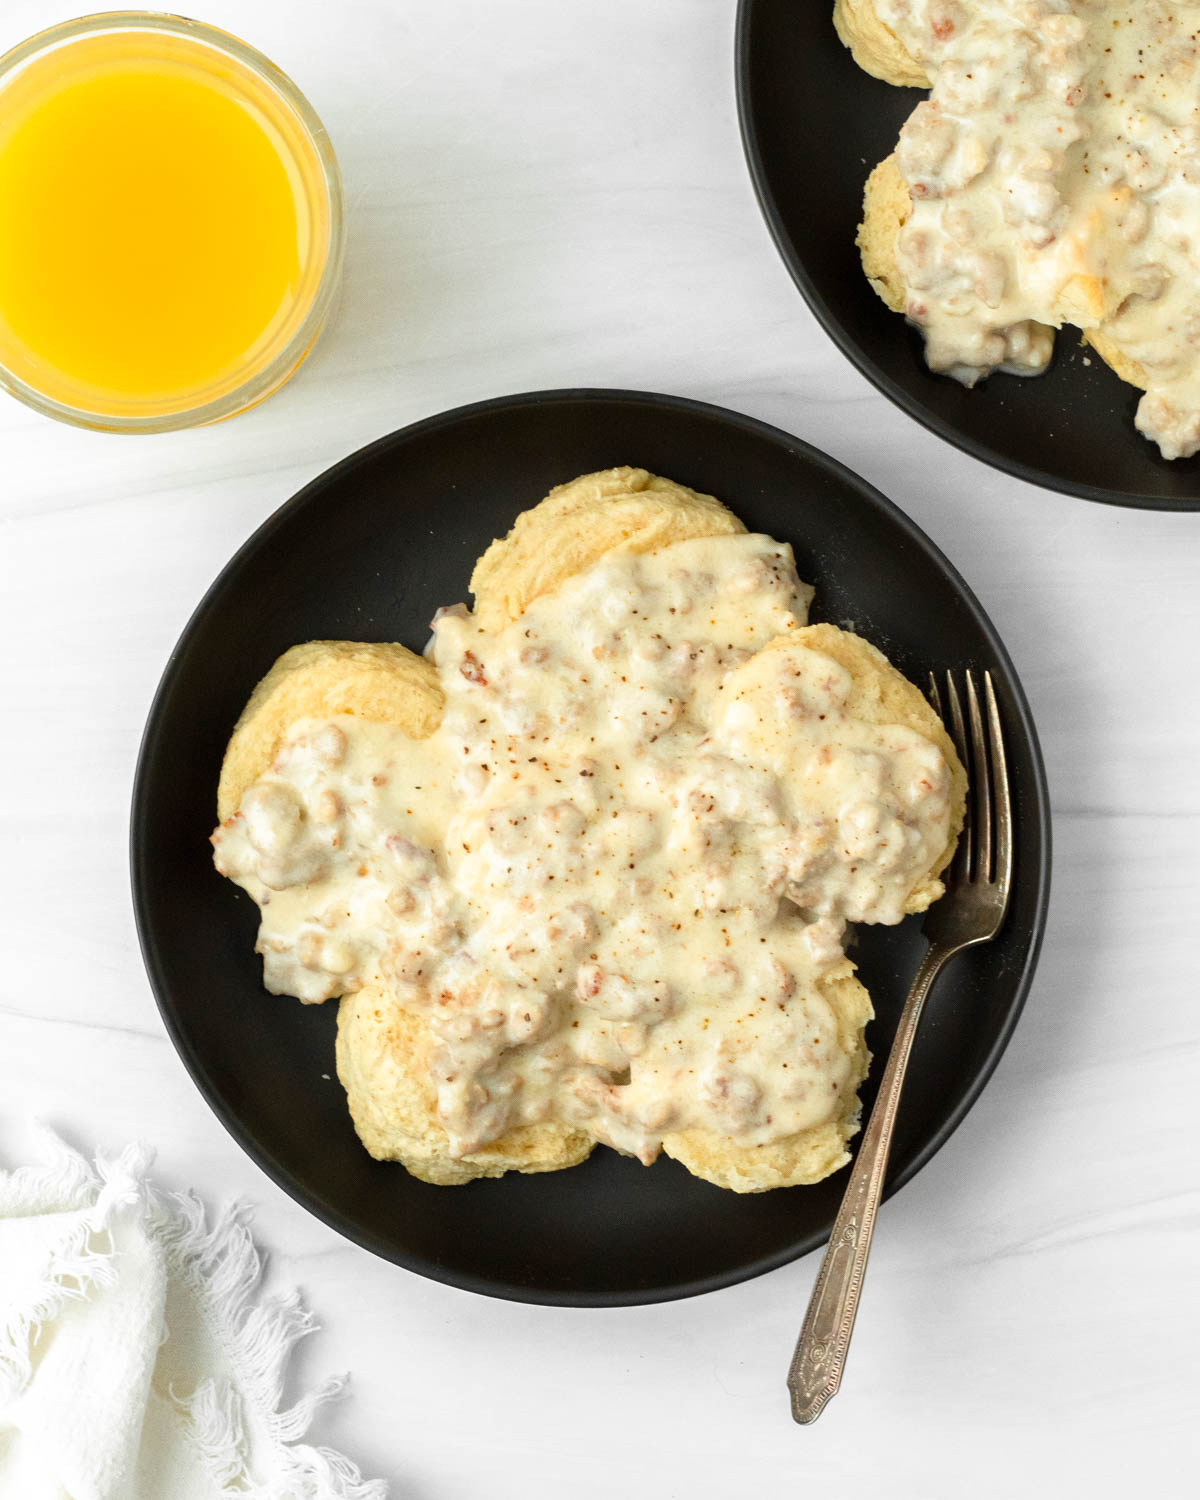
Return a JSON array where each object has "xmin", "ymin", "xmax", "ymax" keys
[{"xmin": 787, "ymin": 943, "xmax": 949, "ymax": 1424}]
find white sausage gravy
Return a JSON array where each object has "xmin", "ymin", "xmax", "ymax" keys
[
  {"xmin": 213, "ymin": 534, "xmax": 952, "ymax": 1164},
  {"xmin": 879, "ymin": 0, "xmax": 1200, "ymax": 458}
]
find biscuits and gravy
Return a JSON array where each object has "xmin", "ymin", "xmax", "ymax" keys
[{"xmin": 212, "ymin": 468, "xmax": 965, "ymax": 1190}]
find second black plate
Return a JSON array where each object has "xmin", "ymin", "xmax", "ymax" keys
[
  {"xmin": 736, "ymin": 0, "xmax": 1200, "ymax": 509},
  {"xmin": 132, "ymin": 389, "xmax": 1049, "ymax": 1305}
]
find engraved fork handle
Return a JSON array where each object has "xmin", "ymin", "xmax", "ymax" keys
[{"xmin": 787, "ymin": 942, "xmax": 950, "ymax": 1424}]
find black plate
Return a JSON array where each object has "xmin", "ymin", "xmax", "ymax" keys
[
  {"xmin": 132, "ymin": 389, "xmax": 1050, "ymax": 1305},
  {"xmin": 736, "ymin": 0, "xmax": 1200, "ymax": 510}
]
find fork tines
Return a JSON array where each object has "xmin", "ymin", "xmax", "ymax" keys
[{"xmin": 927, "ymin": 669, "xmax": 1012, "ymax": 893}]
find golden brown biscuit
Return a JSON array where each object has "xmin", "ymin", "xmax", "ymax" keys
[
  {"xmin": 337, "ymin": 986, "xmax": 594, "ymax": 1184},
  {"xmin": 833, "ymin": 0, "xmax": 930, "ymax": 88},
  {"xmin": 1084, "ymin": 326, "xmax": 1149, "ymax": 391},
  {"xmin": 660, "ymin": 622, "xmax": 965, "ymax": 1193},
  {"xmin": 784, "ymin": 622, "xmax": 966, "ymax": 908},
  {"xmin": 858, "ymin": 154, "xmax": 1114, "ymax": 332},
  {"xmin": 663, "ymin": 969, "xmax": 872, "ymax": 1192},
  {"xmin": 858, "ymin": 153, "xmax": 911, "ymax": 315},
  {"xmin": 469, "ymin": 466, "xmax": 744, "ymax": 631},
  {"xmin": 217, "ymin": 640, "xmax": 442, "ymax": 821}
]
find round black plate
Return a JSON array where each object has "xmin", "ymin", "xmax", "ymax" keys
[
  {"xmin": 736, "ymin": 0, "xmax": 1200, "ymax": 509},
  {"xmin": 132, "ymin": 389, "xmax": 1050, "ymax": 1305}
]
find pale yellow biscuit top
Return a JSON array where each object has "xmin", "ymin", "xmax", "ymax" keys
[
  {"xmin": 469, "ymin": 466, "xmax": 744, "ymax": 631},
  {"xmin": 833, "ymin": 0, "xmax": 930, "ymax": 87},
  {"xmin": 217, "ymin": 640, "xmax": 443, "ymax": 823}
]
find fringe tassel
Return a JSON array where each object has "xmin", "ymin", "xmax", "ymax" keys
[
  {"xmin": 0, "ymin": 1127, "xmax": 143, "ymax": 1405},
  {"xmin": 270, "ymin": 1441, "xmax": 389, "ymax": 1500},
  {"xmin": 0, "ymin": 1120, "xmax": 99, "ymax": 1216},
  {"xmin": 0, "ymin": 1212, "xmax": 122, "ymax": 1405},
  {"xmin": 173, "ymin": 1377, "xmax": 252, "ymax": 1492},
  {"xmin": 92, "ymin": 1141, "xmax": 157, "ymax": 1226},
  {"xmin": 270, "ymin": 1373, "xmax": 347, "ymax": 1444},
  {"xmin": 154, "ymin": 1189, "xmax": 386, "ymax": 1499}
]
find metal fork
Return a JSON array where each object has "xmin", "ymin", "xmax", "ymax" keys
[{"xmin": 786, "ymin": 669, "xmax": 1013, "ymax": 1425}]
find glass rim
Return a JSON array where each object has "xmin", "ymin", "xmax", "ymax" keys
[{"xmin": 0, "ymin": 10, "xmax": 345, "ymax": 433}]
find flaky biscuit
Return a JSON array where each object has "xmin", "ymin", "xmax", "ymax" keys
[
  {"xmin": 782, "ymin": 623, "xmax": 966, "ymax": 909},
  {"xmin": 1083, "ymin": 327, "xmax": 1150, "ymax": 391},
  {"xmin": 833, "ymin": 0, "xmax": 930, "ymax": 88},
  {"xmin": 858, "ymin": 153, "xmax": 911, "ymax": 315},
  {"xmin": 336, "ymin": 986, "xmax": 594, "ymax": 1183},
  {"xmin": 857, "ymin": 154, "xmax": 1114, "ymax": 331},
  {"xmin": 661, "ymin": 623, "xmax": 966, "ymax": 1193},
  {"xmin": 663, "ymin": 969, "xmax": 873, "ymax": 1192},
  {"xmin": 469, "ymin": 466, "xmax": 744, "ymax": 631},
  {"xmin": 217, "ymin": 640, "xmax": 442, "ymax": 822}
]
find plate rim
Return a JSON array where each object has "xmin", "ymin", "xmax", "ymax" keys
[
  {"xmin": 733, "ymin": 0, "xmax": 1200, "ymax": 513},
  {"xmin": 130, "ymin": 385, "xmax": 1052, "ymax": 1305}
]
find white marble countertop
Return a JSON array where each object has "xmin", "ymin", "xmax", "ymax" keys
[{"xmin": 2, "ymin": 1, "xmax": 1197, "ymax": 1494}]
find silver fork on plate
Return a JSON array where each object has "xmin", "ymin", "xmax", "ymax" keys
[{"xmin": 786, "ymin": 668, "xmax": 1014, "ymax": 1425}]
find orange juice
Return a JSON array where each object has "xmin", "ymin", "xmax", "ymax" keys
[{"xmin": 0, "ymin": 16, "xmax": 342, "ymax": 428}]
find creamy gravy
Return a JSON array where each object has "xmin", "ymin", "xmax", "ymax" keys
[
  {"xmin": 213, "ymin": 534, "xmax": 952, "ymax": 1163},
  {"xmin": 878, "ymin": 0, "xmax": 1200, "ymax": 458}
]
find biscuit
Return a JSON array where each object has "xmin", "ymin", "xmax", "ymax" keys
[
  {"xmin": 1084, "ymin": 327, "xmax": 1149, "ymax": 392},
  {"xmin": 858, "ymin": 154, "xmax": 1114, "ymax": 334},
  {"xmin": 469, "ymin": 466, "xmax": 744, "ymax": 631},
  {"xmin": 337, "ymin": 985, "xmax": 594, "ymax": 1184},
  {"xmin": 663, "ymin": 969, "xmax": 872, "ymax": 1192},
  {"xmin": 783, "ymin": 622, "xmax": 966, "ymax": 908},
  {"xmin": 217, "ymin": 640, "xmax": 442, "ymax": 821},
  {"xmin": 833, "ymin": 0, "xmax": 930, "ymax": 88},
  {"xmin": 661, "ymin": 622, "xmax": 966, "ymax": 1193},
  {"xmin": 858, "ymin": 153, "xmax": 910, "ymax": 315}
]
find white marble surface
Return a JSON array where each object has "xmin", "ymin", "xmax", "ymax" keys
[{"xmin": 2, "ymin": 1, "xmax": 1198, "ymax": 1494}]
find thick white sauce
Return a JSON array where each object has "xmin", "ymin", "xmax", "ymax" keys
[
  {"xmin": 878, "ymin": 0, "xmax": 1200, "ymax": 458},
  {"xmin": 213, "ymin": 535, "xmax": 952, "ymax": 1163}
]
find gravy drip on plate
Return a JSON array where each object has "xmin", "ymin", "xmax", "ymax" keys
[
  {"xmin": 879, "ymin": 0, "xmax": 1200, "ymax": 458},
  {"xmin": 213, "ymin": 535, "xmax": 952, "ymax": 1163}
]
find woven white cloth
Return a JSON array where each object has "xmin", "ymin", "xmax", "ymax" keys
[{"xmin": 0, "ymin": 1125, "xmax": 385, "ymax": 1500}]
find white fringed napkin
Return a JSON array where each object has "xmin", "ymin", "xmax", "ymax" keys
[{"xmin": 0, "ymin": 1125, "xmax": 386, "ymax": 1500}]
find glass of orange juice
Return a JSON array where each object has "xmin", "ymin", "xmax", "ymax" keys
[{"xmin": 0, "ymin": 11, "xmax": 344, "ymax": 431}]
